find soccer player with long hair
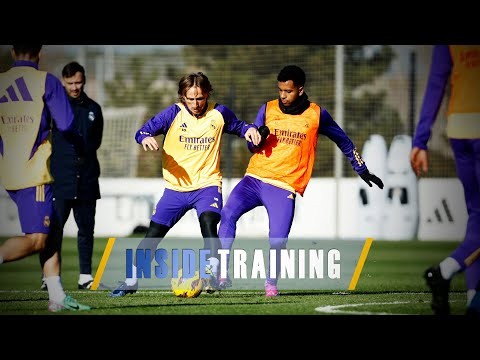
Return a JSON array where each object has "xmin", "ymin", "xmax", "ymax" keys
[{"xmin": 109, "ymin": 72, "xmax": 261, "ymax": 297}]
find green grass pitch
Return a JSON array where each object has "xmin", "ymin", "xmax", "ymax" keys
[{"xmin": 0, "ymin": 237, "xmax": 468, "ymax": 315}]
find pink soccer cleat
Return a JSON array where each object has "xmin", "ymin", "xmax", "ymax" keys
[{"xmin": 265, "ymin": 283, "xmax": 279, "ymax": 297}]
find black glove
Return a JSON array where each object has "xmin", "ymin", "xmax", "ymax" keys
[
  {"xmin": 359, "ymin": 170, "xmax": 384, "ymax": 189},
  {"xmin": 255, "ymin": 125, "xmax": 270, "ymax": 148}
]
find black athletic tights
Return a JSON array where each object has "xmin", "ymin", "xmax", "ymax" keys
[{"xmin": 135, "ymin": 211, "xmax": 221, "ymax": 264}]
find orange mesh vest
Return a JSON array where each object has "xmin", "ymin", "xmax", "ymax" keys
[{"xmin": 245, "ymin": 99, "xmax": 320, "ymax": 196}]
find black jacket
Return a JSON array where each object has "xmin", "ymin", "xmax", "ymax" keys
[{"xmin": 51, "ymin": 92, "xmax": 103, "ymax": 200}]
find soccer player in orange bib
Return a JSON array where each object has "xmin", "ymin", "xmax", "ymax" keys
[{"xmin": 218, "ymin": 65, "xmax": 384, "ymax": 296}]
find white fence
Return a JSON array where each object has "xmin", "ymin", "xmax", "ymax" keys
[{"xmin": 0, "ymin": 177, "xmax": 467, "ymax": 241}]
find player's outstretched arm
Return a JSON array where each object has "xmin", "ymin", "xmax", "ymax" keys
[{"xmin": 359, "ymin": 169, "xmax": 384, "ymax": 189}]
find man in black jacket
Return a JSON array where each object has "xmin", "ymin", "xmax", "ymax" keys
[{"xmin": 42, "ymin": 61, "xmax": 104, "ymax": 290}]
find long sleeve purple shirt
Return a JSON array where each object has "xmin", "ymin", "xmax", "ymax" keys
[{"xmin": 413, "ymin": 45, "xmax": 452, "ymax": 150}]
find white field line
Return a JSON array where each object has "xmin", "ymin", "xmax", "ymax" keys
[
  {"xmin": 314, "ymin": 299, "xmax": 463, "ymax": 315},
  {"xmin": 0, "ymin": 290, "xmax": 463, "ymax": 315},
  {"xmin": 315, "ymin": 301, "xmax": 411, "ymax": 315}
]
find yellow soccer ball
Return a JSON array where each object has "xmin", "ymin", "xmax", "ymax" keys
[{"xmin": 171, "ymin": 269, "xmax": 203, "ymax": 298}]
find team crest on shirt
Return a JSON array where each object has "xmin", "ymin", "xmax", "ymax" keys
[
  {"xmin": 88, "ymin": 111, "xmax": 95, "ymax": 121},
  {"xmin": 44, "ymin": 216, "xmax": 50, "ymax": 227}
]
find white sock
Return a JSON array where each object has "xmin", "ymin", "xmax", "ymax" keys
[
  {"xmin": 125, "ymin": 264, "xmax": 137, "ymax": 286},
  {"xmin": 207, "ymin": 257, "xmax": 219, "ymax": 278},
  {"xmin": 439, "ymin": 257, "xmax": 461, "ymax": 280},
  {"xmin": 0, "ymin": 254, "xmax": 3, "ymax": 264},
  {"xmin": 467, "ymin": 289, "xmax": 476, "ymax": 307},
  {"xmin": 45, "ymin": 276, "xmax": 66, "ymax": 303},
  {"xmin": 79, "ymin": 274, "xmax": 94, "ymax": 285}
]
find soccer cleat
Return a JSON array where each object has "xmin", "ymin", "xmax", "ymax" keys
[
  {"xmin": 265, "ymin": 283, "xmax": 279, "ymax": 297},
  {"xmin": 48, "ymin": 295, "xmax": 91, "ymax": 312},
  {"xmin": 203, "ymin": 265, "xmax": 219, "ymax": 294},
  {"xmin": 109, "ymin": 281, "xmax": 138, "ymax": 298},
  {"xmin": 218, "ymin": 277, "xmax": 232, "ymax": 290},
  {"xmin": 424, "ymin": 266, "xmax": 450, "ymax": 315},
  {"xmin": 78, "ymin": 280, "xmax": 94, "ymax": 290}
]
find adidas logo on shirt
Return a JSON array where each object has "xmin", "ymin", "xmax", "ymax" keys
[{"xmin": 0, "ymin": 77, "xmax": 33, "ymax": 103}]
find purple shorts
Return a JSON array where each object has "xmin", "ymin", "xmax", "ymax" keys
[
  {"xmin": 7, "ymin": 185, "xmax": 53, "ymax": 234},
  {"xmin": 152, "ymin": 185, "xmax": 223, "ymax": 228}
]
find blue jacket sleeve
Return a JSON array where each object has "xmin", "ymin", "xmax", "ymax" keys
[{"xmin": 91, "ymin": 102, "xmax": 103, "ymax": 151}]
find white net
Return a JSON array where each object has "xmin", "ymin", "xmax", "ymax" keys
[{"xmin": 98, "ymin": 106, "xmax": 148, "ymax": 177}]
